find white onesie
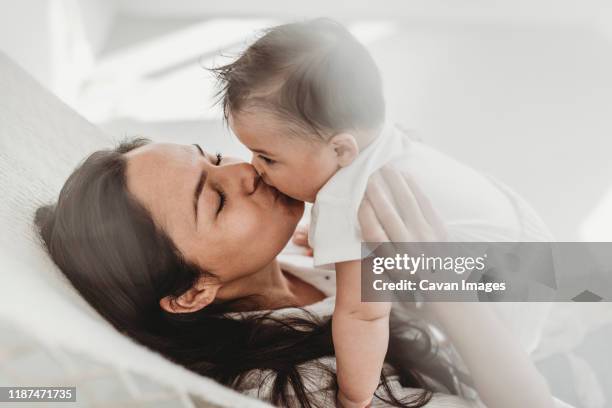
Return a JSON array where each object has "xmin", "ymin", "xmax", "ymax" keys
[
  {"xmin": 308, "ymin": 121, "xmax": 551, "ymax": 267},
  {"xmin": 307, "ymin": 121, "xmax": 554, "ymax": 354},
  {"xmin": 308, "ymin": 123, "xmax": 407, "ymax": 269}
]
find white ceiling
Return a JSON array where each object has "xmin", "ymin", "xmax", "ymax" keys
[{"xmin": 113, "ymin": 0, "xmax": 610, "ymax": 26}]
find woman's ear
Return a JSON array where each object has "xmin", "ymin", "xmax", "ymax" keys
[
  {"xmin": 159, "ymin": 277, "xmax": 221, "ymax": 314},
  {"xmin": 329, "ymin": 133, "xmax": 359, "ymax": 167}
]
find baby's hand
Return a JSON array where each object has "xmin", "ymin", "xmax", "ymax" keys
[
  {"xmin": 337, "ymin": 390, "xmax": 372, "ymax": 408},
  {"xmin": 291, "ymin": 224, "xmax": 313, "ymax": 256}
]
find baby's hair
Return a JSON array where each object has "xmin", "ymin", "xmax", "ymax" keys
[{"xmin": 211, "ymin": 18, "xmax": 385, "ymax": 140}]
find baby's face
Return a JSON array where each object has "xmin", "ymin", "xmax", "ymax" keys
[{"xmin": 230, "ymin": 111, "xmax": 339, "ymax": 203}]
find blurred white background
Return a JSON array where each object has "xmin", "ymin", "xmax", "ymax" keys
[
  {"xmin": 1, "ymin": 0, "xmax": 611, "ymax": 242},
  {"xmin": 1, "ymin": 1, "xmax": 611, "ymax": 406}
]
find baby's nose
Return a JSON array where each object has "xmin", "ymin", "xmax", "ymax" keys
[{"xmin": 250, "ymin": 156, "xmax": 264, "ymax": 177}]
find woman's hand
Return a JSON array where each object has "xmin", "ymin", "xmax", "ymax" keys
[
  {"xmin": 292, "ymin": 224, "xmax": 313, "ymax": 256},
  {"xmin": 358, "ymin": 165, "xmax": 464, "ymax": 295},
  {"xmin": 358, "ymin": 165, "xmax": 446, "ymax": 244},
  {"xmin": 358, "ymin": 165, "xmax": 555, "ymax": 408}
]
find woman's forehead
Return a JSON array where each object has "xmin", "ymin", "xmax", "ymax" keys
[
  {"xmin": 125, "ymin": 142, "xmax": 195, "ymax": 161},
  {"xmin": 124, "ymin": 143, "xmax": 198, "ymax": 227},
  {"xmin": 125, "ymin": 144, "xmax": 196, "ymax": 194}
]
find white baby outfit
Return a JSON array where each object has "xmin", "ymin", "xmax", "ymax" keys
[
  {"xmin": 235, "ymin": 123, "xmax": 569, "ymax": 405},
  {"xmin": 307, "ymin": 122, "xmax": 554, "ymax": 354},
  {"xmin": 308, "ymin": 123, "xmax": 407, "ymax": 269}
]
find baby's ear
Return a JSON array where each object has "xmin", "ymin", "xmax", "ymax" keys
[{"xmin": 329, "ymin": 133, "xmax": 359, "ymax": 167}]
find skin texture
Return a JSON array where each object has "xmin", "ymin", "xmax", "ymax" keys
[
  {"xmin": 229, "ymin": 110, "xmax": 359, "ymax": 203},
  {"xmin": 124, "ymin": 143, "xmax": 325, "ymax": 312}
]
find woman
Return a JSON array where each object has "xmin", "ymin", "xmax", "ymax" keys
[{"xmin": 35, "ymin": 138, "xmax": 554, "ymax": 408}]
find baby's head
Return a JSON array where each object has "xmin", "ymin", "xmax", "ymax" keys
[{"xmin": 213, "ymin": 18, "xmax": 385, "ymax": 202}]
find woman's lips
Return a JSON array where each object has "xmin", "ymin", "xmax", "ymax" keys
[
  {"xmin": 254, "ymin": 177, "xmax": 300, "ymax": 207},
  {"xmin": 254, "ymin": 178, "xmax": 279, "ymax": 203}
]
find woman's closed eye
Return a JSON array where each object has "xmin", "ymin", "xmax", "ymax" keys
[
  {"xmin": 212, "ymin": 153, "xmax": 225, "ymax": 215},
  {"xmin": 192, "ymin": 145, "xmax": 225, "ymax": 222},
  {"xmin": 214, "ymin": 183, "xmax": 226, "ymax": 215}
]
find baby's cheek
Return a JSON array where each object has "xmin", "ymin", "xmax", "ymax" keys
[
  {"xmin": 261, "ymin": 177, "xmax": 286, "ymax": 196},
  {"xmin": 276, "ymin": 173, "xmax": 301, "ymax": 195}
]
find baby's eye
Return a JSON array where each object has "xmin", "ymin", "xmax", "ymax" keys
[{"xmin": 259, "ymin": 155, "xmax": 275, "ymax": 165}]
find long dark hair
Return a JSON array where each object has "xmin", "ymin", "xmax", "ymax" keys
[{"xmin": 34, "ymin": 138, "xmax": 438, "ymax": 407}]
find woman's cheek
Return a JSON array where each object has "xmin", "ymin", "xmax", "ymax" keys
[{"xmin": 229, "ymin": 208, "xmax": 261, "ymax": 237}]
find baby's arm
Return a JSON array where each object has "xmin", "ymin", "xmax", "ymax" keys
[{"xmin": 333, "ymin": 259, "xmax": 391, "ymax": 408}]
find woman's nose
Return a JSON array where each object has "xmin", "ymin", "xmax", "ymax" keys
[{"xmin": 207, "ymin": 161, "xmax": 259, "ymax": 195}]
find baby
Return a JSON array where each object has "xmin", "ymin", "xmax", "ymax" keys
[{"xmin": 213, "ymin": 19, "xmax": 403, "ymax": 407}]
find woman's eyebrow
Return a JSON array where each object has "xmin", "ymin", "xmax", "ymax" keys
[
  {"xmin": 193, "ymin": 144, "xmax": 206, "ymax": 224},
  {"xmin": 194, "ymin": 143, "xmax": 205, "ymax": 156}
]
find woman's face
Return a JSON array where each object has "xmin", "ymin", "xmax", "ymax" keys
[{"xmin": 124, "ymin": 143, "xmax": 304, "ymax": 283}]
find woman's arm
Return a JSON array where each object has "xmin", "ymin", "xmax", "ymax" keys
[
  {"xmin": 426, "ymin": 302, "xmax": 554, "ymax": 408},
  {"xmin": 358, "ymin": 166, "xmax": 555, "ymax": 408}
]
